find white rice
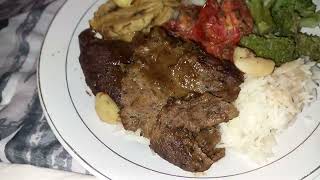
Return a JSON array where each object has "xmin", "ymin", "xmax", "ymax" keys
[{"xmin": 220, "ymin": 58, "xmax": 320, "ymax": 161}]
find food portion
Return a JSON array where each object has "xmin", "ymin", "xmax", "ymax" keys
[
  {"xmin": 79, "ymin": 29, "xmax": 135, "ymax": 104},
  {"xmin": 296, "ymin": 34, "xmax": 320, "ymax": 62},
  {"xmin": 240, "ymin": 35, "xmax": 296, "ymax": 66},
  {"xmin": 245, "ymin": 0, "xmax": 274, "ymax": 34},
  {"xmin": 150, "ymin": 93, "xmax": 237, "ymax": 172},
  {"xmin": 119, "ymin": 28, "xmax": 243, "ymax": 171},
  {"xmin": 112, "ymin": 0, "xmax": 133, "ymax": 7},
  {"xmin": 240, "ymin": 33, "xmax": 320, "ymax": 66},
  {"xmin": 271, "ymin": 0, "xmax": 320, "ymax": 36},
  {"xmin": 220, "ymin": 58, "xmax": 320, "ymax": 161},
  {"xmin": 165, "ymin": 0, "xmax": 253, "ymax": 60},
  {"xmin": 89, "ymin": 0, "xmax": 180, "ymax": 42},
  {"xmin": 95, "ymin": 92, "xmax": 120, "ymax": 124},
  {"xmin": 78, "ymin": 0, "xmax": 320, "ymax": 173},
  {"xmin": 120, "ymin": 28, "xmax": 243, "ymax": 139},
  {"xmin": 233, "ymin": 47, "xmax": 275, "ymax": 77},
  {"xmin": 80, "ymin": 26, "xmax": 243, "ymax": 171},
  {"xmin": 247, "ymin": 0, "xmax": 320, "ymax": 35},
  {"xmin": 241, "ymin": 0, "xmax": 320, "ymax": 65}
]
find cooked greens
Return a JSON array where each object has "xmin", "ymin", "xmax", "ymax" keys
[
  {"xmin": 241, "ymin": 33, "xmax": 320, "ymax": 65},
  {"xmin": 296, "ymin": 33, "xmax": 320, "ymax": 62},
  {"xmin": 272, "ymin": 0, "xmax": 320, "ymax": 36},
  {"xmin": 242, "ymin": 0, "xmax": 320, "ymax": 65},
  {"xmin": 246, "ymin": 0, "xmax": 320, "ymax": 35},
  {"xmin": 246, "ymin": 0, "xmax": 275, "ymax": 34},
  {"xmin": 240, "ymin": 34, "xmax": 296, "ymax": 66}
]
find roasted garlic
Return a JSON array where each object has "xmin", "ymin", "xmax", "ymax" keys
[
  {"xmin": 95, "ymin": 92, "xmax": 120, "ymax": 124},
  {"xmin": 234, "ymin": 47, "xmax": 275, "ymax": 77}
]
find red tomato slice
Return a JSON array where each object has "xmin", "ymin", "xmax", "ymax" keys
[{"xmin": 165, "ymin": 0, "xmax": 253, "ymax": 61}]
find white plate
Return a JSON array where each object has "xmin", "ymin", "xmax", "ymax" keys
[{"xmin": 38, "ymin": 0, "xmax": 320, "ymax": 179}]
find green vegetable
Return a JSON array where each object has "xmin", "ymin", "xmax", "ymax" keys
[
  {"xmin": 240, "ymin": 34, "xmax": 297, "ymax": 66},
  {"xmin": 241, "ymin": 0, "xmax": 320, "ymax": 66},
  {"xmin": 240, "ymin": 34, "xmax": 320, "ymax": 65},
  {"xmin": 294, "ymin": 0, "xmax": 317, "ymax": 17},
  {"xmin": 246, "ymin": 0, "xmax": 320, "ymax": 36},
  {"xmin": 246, "ymin": 0, "xmax": 275, "ymax": 34},
  {"xmin": 299, "ymin": 12, "xmax": 320, "ymax": 28},
  {"xmin": 296, "ymin": 33, "xmax": 320, "ymax": 62},
  {"xmin": 271, "ymin": 0, "xmax": 298, "ymax": 36},
  {"xmin": 272, "ymin": 0, "xmax": 320, "ymax": 36}
]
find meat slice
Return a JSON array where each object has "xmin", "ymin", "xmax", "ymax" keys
[
  {"xmin": 150, "ymin": 126, "xmax": 221, "ymax": 172},
  {"xmin": 150, "ymin": 93, "xmax": 238, "ymax": 172},
  {"xmin": 158, "ymin": 93, "xmax": 238, "ymax": 132},
  {"xmin": 79, "ymin": 27, "xmax": 243, "ymax": 172},
  {"xmin": 78, "ymin": 29, "xmax": 134, "ymax": 104},
  {"xmin": 171, "ymin": 52, "xmax": 243, "ymax": 102},
  {"xmin": 120, "ymin": 62, "xmax": 168, "ymax": 137},
  {"xmin": 120, "ymin": 28, "xmax": 242, "ymax": 138}
]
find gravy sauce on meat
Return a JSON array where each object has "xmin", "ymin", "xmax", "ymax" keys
[{"xmin": 79, "ymin": 27, "xmax": 243, "ymax": 172}]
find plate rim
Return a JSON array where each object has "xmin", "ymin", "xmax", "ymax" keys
[{"xmin": 37, "ymin": 0, "xmax": 320, "ymax": 179}]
